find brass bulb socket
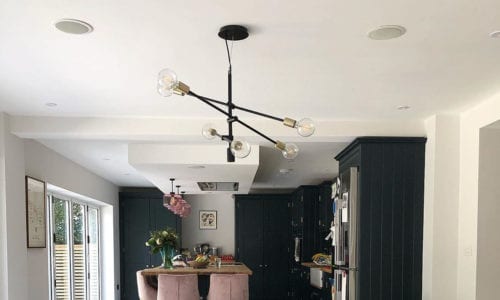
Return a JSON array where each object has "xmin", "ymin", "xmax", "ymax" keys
[
  {"xmin": 206, "ymin": 128, "xmax": 217, "ymax": 136},
  {"xmin": 173, "ymin": 81, "xmax": 190, "ymax": 96},
  {"xmin": 275, "ymin": 141, "xmax": 286, "ymax": 151},
  {"xmin": 283, "ymin": 117, "xmax": 297, "ymax": 128}
]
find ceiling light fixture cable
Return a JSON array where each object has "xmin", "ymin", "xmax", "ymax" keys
[{"xmin": 157, "ymin": 24, "xmax": 315, "ymax": 162}]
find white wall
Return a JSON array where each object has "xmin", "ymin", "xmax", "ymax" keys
[
  {"xmin": 422, "ymin": 95, "xmax": 500, "ymax": 300},
  {"xmin": 181, "ymin": 194, "xmax": 235, "ymax": 256},
  {"xmin": 476, "ymin": 128, "xmax": 500, "ymax": 300},
  {"xmin": 454, "ymin": 93, "xmax": 500, "ymax": 300},
  {"xmin": 1, "ymin": 113, "xmax": 28, "ymax": 300},
  {"xmin": 23, "ymin": 139, "xmax": 120, "ymax": 300},
  {"xmin": 0, "ymin": 113, "xmax": 120, "ymax": 300},
  {"xmin": 422, "ymin": 115, "xmax": 460, "ymax": 300}
]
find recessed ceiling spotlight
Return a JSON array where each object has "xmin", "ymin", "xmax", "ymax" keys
[
  {"xmin": 123, "ymin": 173, "xmax": 130, "ymax": 176},
  {"xmin": 368, "ymin": 25, "xmax": 406, "ymax": 40},
  {"xmin": 489, "ymin": 31, "xmax": 500, "ymax": 38},
  {"xmin": 102, "ymin": 158, "xmax": 111, "ymax": 161},
  {"xmin": 45, "ymin": 102, "xmax": 57, "ymax": 107},
  {"xmin": 397, "ymin": 105, "xmax": 411, "ymax": 110},
  {"xmin": 54, "ymin": 19, "xmax": 93, "ymax": 34},
  {"xmin": 188, "ymin": 165, "xmax": 206, "ymax": 169}
]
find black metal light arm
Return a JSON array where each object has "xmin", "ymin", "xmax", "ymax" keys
[
  {"xmin": 188, "ymin": 91, "xmax": 231, "ymax": 118},
  {"xmin": 188, "ymin": 91, "xmax": 278, "ymax": 145},
  {"xmin": 233, "ymin": 117, "xmax": 277, "ymax": 145},
  {"xmin": 188, "ymin": 93, "xmax": 284, "ymax": 122},
  {"xmin": 233, "ymin": 104, "xmax": 284, "ymax": 122}
]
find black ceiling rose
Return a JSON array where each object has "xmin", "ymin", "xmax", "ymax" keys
[{"xmin": 218, "ymin": 25, "xmax": 249, "ymax": 41}]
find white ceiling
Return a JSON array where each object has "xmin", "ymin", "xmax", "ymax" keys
[{"xmin": 2, "ymin": 0, "xmax": 500, "ymax": 193}]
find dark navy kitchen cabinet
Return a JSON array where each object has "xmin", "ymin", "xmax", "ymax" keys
[
  {"xmin": 235, "ymin": 194, "xmax": 290, "ymax": 300},
  {"xmin": 317, "ymin": 181, "xmax": 333, "ymax": 254},
  {"xmin": 335, "ymin": 137, "xmax": 426, "ymax": 300},
  {"xmin": 119, "ymin": 188, "xmax": 181, "ymax": 300},
  {"xmin": 290, "ymin": 186, "xmax": 320, "ymax": 263}
]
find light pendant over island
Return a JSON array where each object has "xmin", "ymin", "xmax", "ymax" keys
[{"xmin": 157, "ymin": 25, "xmax": 315, "ymax": 162}]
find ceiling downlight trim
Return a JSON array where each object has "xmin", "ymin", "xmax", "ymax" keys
[
  {"xmin": 54, "ymin": 19, "xmax": 94, "ymax": 34},
  {"xmin": 368, "ymin": 25, "xmax": 406, "ymax": 40}
]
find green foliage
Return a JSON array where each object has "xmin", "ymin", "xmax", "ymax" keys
[
  {"xmin": 53, "ymin": 199, "xmax": 67, "ymax": 244},
  {"xmin": 53, "ymin": 198, "xmax": 85, "ymax": 245},
  {"xmin": 145, "ymin": 227, "xmax": 178, "ymax": 254}
]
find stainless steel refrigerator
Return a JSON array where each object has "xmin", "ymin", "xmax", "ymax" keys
[{"xmin": 332, "ymin": 167, "xmax": 358, "ymax": 300}]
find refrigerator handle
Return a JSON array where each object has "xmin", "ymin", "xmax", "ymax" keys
[
  {"xmin": 334, "ymin": 196, "xmax": 345, "ymax": 265},
  {"xmin": 348, "ymin": 166, "xmax": 358, "ymax": 269},
  {"xmin": 348, "ymin": 167, "xmax": 358, "ymax": 299}
]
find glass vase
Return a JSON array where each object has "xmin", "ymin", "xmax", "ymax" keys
[{"xmin": 159, "ymin": 245, "xmax": 174, "ymax": 269}]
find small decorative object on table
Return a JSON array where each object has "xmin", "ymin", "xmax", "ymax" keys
[
  {"xmin": 145, "ymin": 227, "xmax": 178, "ymax": 269},
  {"xmin": 312, "ymin": 253, "xmax": 332, "ymax": 266},
  {"xmin": 188, "ymin": 255, "xmax": 210, "ymax": 268}
]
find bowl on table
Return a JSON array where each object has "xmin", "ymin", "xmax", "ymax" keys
[{"xmin": 188, "ymin": 260, "xmax": 210, "ymax": 269}]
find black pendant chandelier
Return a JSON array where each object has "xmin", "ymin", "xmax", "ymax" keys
[{"xmin": 157, "ymin": 25, "xmax": 315, "ymax": 162}]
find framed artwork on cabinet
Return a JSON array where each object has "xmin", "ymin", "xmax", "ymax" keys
[
  {"xmin": 199, "ymin": 210, "xmax": 217, "ymax": 229},
  {"xmin": 25, "ymin": 176, "xmax": 46, "ymax": 248}
]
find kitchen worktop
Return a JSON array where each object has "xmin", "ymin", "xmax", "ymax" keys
[{"xmin": 301, "ymin": 262, "xmax": 332, "ymax": 274}]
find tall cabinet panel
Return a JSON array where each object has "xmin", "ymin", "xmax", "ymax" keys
[
  {"xmin": 335, "ymin": 137, "xmax": 425, "ymax": 300},
  {"xmin": 317, "ymin": 181, "xmax": 333, "ymax": 254},
  {"xmin": 235, "ymin": 194, "xmax": 290, "ymax": 300},
  {"xmin": 119, "ymin": 189, "xmax": 181, "ymax": 300},
  {"xmin": 290, "ymin": 186, "xmax": 320, "ymax": 262},
  {"xmin": 289, "ymin": 186, "xmax": 320, "ymax": 299}
]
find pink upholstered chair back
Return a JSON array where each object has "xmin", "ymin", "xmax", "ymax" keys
[
  {"xmin": 207, "ymin": 274, "xmax": 249, "ymax": 300},
  {"xmin": 157, "ymin": 274, "xmax": 200, "ymax": 300},
  {"xmin": 136, "ymin": 271, "xmax": 157, "ymax": 300}
]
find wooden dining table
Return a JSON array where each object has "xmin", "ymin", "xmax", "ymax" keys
[
  {"xmin": 140, "ymin": 262, "xmax": 253, "ymax": 276},
  {"xmin": 140, "ymin": 262, "xmax": 252, "ymax": 298}
]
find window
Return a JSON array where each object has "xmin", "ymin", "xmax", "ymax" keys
[{"xmin": 49, "ymin": 194, "xmax": 100, "ymax": 300}]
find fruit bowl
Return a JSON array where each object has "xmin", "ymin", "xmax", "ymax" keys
[{"xmin": 188, "ymin": 260, "xmax": 210, "ymax": 268}]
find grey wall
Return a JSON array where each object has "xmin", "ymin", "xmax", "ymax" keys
[{"xmin": 181, "ymin": 194, "xmax": 235, "ymax": 256}]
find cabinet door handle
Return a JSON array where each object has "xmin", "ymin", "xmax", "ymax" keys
[
  {"xmin": 259, "ymin": 264, "xmax": 263, "ymax": 268},
  {"xmin": 264, "ymin": 264, "xmax": 269, "ymax": 268}
]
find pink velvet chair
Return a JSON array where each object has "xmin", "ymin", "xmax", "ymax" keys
[
  {"xmin": 207, "ymin": 274, "xmax": 249, "ymax": 300},
  {"xmin": 136, "ymin": 271, "xmax": 157, "ymax": 300},
  {"xmin": 157, "ymin": 274, "xmax": 200, "ymax": 300}
]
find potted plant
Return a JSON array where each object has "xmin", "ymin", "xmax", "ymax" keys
[{"xmin": 145, "ymin": 227, "xmax": 178, "ymax": 269}]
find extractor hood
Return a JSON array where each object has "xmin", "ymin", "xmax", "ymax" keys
[{"xmin": 197, "ymin": 182, "xmax": 239, "ymax": 191}]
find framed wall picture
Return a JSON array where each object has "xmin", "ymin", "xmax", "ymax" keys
[
  {"xmin": 199, "ymin": 210, "xmax": 217, "ymax": 230},
  {"xmin": 25, "ymin": 176, "xmax": 46, "ymax": 248}
]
